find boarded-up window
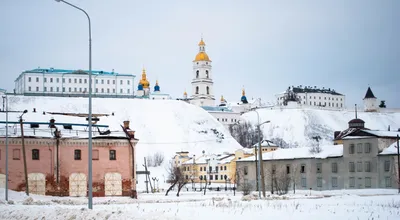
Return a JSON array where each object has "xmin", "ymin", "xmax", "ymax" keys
[
  {"xmin": 92, "ymin": 150, "xmax": 99, "ymax": 160},
  {"xmin": 13, "ymin": 149, "xmax": 20, "ymax": 160}
]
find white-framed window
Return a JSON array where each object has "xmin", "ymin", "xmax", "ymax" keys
[
  {"xmin": 384, "ymin": 160, "xmax": 390, "ymax": 172},
  {"xmin": 364, "ymin": 161, "xmax": 371, "ymax": 172},
  {"xmin": 364, "ymin": 143, "xmax": 371, "ymax": 153},
  {"xmin": 331, "ymin": 177, "xmax": 338, "ymax": 187},
  {"xmin": 365, "ymin": 177, "xmax": 371, "ymax": 188},
  {"xmin": 349, "ymin": 177, "xmax": 355, "ymax": 187},
  {"xmin": 127, "ymin": 89, "xmax": 130, "ymax": 94},
  {"xmin": 36, "ymin": 87, "xmax": 39, "ymax": 92},
  {"xmin": 36, "ymin": 77, "xmax": 39, "ymax": 82},
  {"xmin": 28, "ymin": 86, "xmax": 31, "ymax": 91},
  {"xmin": 28, "ymin": 77, "xmax": 31, "ymax": 82},
  {"xmin": 357, "ymin": 143, "xmax": 363, "ymax": 153},
  {"xmin": 120, "ymin": 89, "xmax": 123, "ymax": 93},
  {"xmin": 120, "ymin": 80, "xmax": 123, "ymax": 85},
  {"xmin": 301, "ymin": 177, "xmax": 306, "ymax": 187},
  {"xmin": 317, "ymin": 177, "xmax": 322, "ymax": 187},
  {"xmin": 331, "ymin": 163, "xmax": 338, "ymax": 173},
  {"xmin": 385, "ymin": 177, "xmax": 392, "ymax": 187},
  {"xmin": 357, "ymin": 162, "xmax": 362, "ymax": 172}
]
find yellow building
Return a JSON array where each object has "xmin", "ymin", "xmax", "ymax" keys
[{"xmin": 176, "ymin": 149, "xmax": 254, "ymax": 185}]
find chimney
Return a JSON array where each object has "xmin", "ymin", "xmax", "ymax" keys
[
  {"xmin": 33, "ymin": 108, "xmax": 36, "ymax": 113},
  {"xmin": 334, "ymin": 131, "xmax": 341, "ymax": 139},
  {"xmin": 49, "ymin": 118, "xmax": 56, "ymax": 128},
  {"xmin": 43, "ymin": 111, "xmax": 46, "ymax": 115},
  {"xmin": 123, "ymin": 120, "xmax": 130, "ymax": 129},
  {"xmin": 112, "ymin": 112, "xmax": 114, "ymax": 116}
]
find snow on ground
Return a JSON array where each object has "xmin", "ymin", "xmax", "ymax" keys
[
  {"xmin": 242, "ymin": 108, "xmax": 400, "ymax": 147},
  {"xmin": 3, "ymin": 95, "xmax": 243, "ymax": 191},
  {"xmin": 1, "ymin": 188, "xmax": 400, "ymax": 219}
]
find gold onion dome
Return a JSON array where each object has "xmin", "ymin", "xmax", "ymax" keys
[
  {"xmin": 194, "ymin": 38, "xmax": 211, "ymax": 62},
  {"xmin": 184, "ymin": 90, "xmax": 187, "ymax": 96},
  {"xmin": 139, "ymin": 68, "xmax": 150, "ymax": 88}
]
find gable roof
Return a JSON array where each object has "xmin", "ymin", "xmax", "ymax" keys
[{"xmin": 364, "ymin": 87, "xmax": 376, "ymax": 99}]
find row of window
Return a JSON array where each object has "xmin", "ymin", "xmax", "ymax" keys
[
  {"xmin": 195, "ymin": 86, "xmax": 210, "ymax": 95},
  {"xmin": 217, "ymin": 118, "xmax": 238, "ymax": 123},
  {"xmin": 349, "ymin": 143, "xmax": 371, "ymax": 154},
  {"xmin": 279, "ymin": 96, "xmax": 343, "ymax": 101},
  {"xmin": 188, "ymin": 174, "xmax": 229, "ymax": 181},
  {"xmin": 183, "ymin": 165, "xmax": 228, "ymax": 172},
  {"xmin": 28, "ymin": 77, "xmax": 130, "ymax": 85},
  {"xmin": 28, "ymin": 86, "xmax": 131, "ymax": 94},
  {"xmin": 5, "ymin": 149, "xmax": 117, "ymax": 161},
  {"xmin": 195, "ymin": 70, "xmax": 209, "ymax": 79},
  {"xmin": 305, "ymin": 101, "xmax": 343, "ymax": 108}
]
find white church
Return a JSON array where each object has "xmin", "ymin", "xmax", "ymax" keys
[{"xmin": 178, "ymin": 38, "xmax": 263, "ymax": 129}]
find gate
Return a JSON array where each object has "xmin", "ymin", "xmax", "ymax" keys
[
  {"xmin": 69, "ymin": 173, "xmax": 87, "ymax": 197},
  {"xmin": 28, "ymin": 173, "xmax": 46, "ymax": 195},
  {"xmin": 105, "ymin": 172, "xmax": 122, "ymax": 196}
]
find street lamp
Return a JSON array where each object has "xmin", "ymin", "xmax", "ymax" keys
[
  {"xmin": 250, "ymin": 108, "xmax": 270, "ymax": 198},
  {"xmin": 224, "ymin": 175, "xmax": 228, "ymax": 191},
  {"xmin": 19, "ymin": 110, "xmax": 29, "ymax": 196},
  {"xmin": 2, "ymin": 92, "xmax": 9, "ymax": 200},
  {"xmin": 54, "ymin": 0, "xmax": 93, "ymax": 209}
]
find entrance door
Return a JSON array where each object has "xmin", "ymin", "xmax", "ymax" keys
[
  {"xmin": 105, "ymin": 172, "xmax": 122, "ymax": 196},
  {"xmin": 28, "ymin": 173, "xmax": 46, "ymax": 195},
  {"xmin": 69, "ymin": 173, "xmax": 87, "ymax": 197}
]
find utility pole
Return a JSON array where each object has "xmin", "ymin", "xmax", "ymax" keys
[
  {"xmin": 258, "ymin": 125, "xmax": 266, "ymax": 198},
  {"xmin": 3, "ymin": 94, "xmax": 9, "ymax": 201},
  {"xmin": 19, "ymin": 110, "xmax": 29, "ymax": 196},
  {"xmin": 143, "ymin": 157, "xmax": 149, "ymax": 193},
  {"xmin": 397, "ymin": 135, "xmax": 399, "ymax": 194}
]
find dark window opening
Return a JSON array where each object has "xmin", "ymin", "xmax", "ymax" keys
[
  {"xmin": 74, "ymin": 149, "xmax": 81, "ymax": 160},
  {"xmin": 32, "ymin": 149, "xmax": 39, "ymax": 160},
  {"xmin": 109, "ymin": 150, "xmax": 116, "ymax": 160}
]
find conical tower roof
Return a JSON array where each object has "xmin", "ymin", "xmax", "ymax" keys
[{"xmin": 364, "ymin": 87, "xmax": 376, "ymax": 99}]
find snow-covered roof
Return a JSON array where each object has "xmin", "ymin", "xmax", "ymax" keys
[
  {"xmin": 363, "ymin": 130, "xmax": 400, "ymax": 138},
  {"xmin": 379, "ymin": 142, "xmax": 399, "ymax": 155},
  {"xmin": 0, "ymin": 111, "xmax": 128, "ymax": 139},
  {"xmin": 252, "ymin": 139, "xmax": 279, "ymax": 148},
  {"xmin": 182, "ymin": 153, "xmax": 235, "ymax": 165},
  {"xmin": 201, "ymin": 106, "xmax": 234, "ymax": 113},
  {"xmin": 239, "ymin": 145, "xmax": 343, "ymax": 162},
  {"xmin": 342, "ymin": 136, "xmax": 375, "ymax": 140}
]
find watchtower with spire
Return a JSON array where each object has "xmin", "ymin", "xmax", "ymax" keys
[{"xmin": 363, "ymin": 87, "xmax": 378, "ymax": 112}]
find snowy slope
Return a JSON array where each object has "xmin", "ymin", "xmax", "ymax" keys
[
  {"xmin": 242, "ymin": 108, "xmax": 400, "ymax": 148},
  {"xmin": 3, "ymin": 95, "xmax": 242, "ymax": 190}
]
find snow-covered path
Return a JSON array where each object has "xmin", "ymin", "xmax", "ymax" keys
[{"xmin": 1, "ymin": 189, "xmax": 400, "ymax": 220}]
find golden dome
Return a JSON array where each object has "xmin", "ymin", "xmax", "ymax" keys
[
  {"xmin": 198, "ymin": 38, "xmax": 205, "ymax": 46},
  {"xmin": 139, "ymin": 68, "xmax": 150, "ymax": 89},
  {"xmin": 221, "ymin": 95, "xmax": 225, "ymax": 102},
  {"xmin": 184, "ymin": 90, "xmax": 187, "ymax": 96},
  {"xmin": 194, "ymin": 52, "xmax": 211, "ymax": 62}
]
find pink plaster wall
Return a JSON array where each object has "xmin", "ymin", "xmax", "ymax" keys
[{"xmin": 0, "ymin": 137, "xmax": 136, "ymax": 196}]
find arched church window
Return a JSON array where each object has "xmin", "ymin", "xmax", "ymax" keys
[
  {"xmin": 206, "ymin": 86, "xmax": 209, "ymax": 95},
  {"xmin": 196, "ymin": 86, "xmax": 199, "ymax": 94},
  {"xmin": 206, "ymin": 70, "xmax": 209, "ymax": 78},
  {"xmin": 196, "ymin": 70, "xmax": 199, "ymax": 78}
]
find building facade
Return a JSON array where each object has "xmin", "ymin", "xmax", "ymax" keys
[
  {"xmin": 236, "ymin": 125, "xmax": 399, "ymax": 192},
  {"xmin": 0, "ymin": 112, "xmax": 139, "ymax": 197},
  {"xmin": 276, "ymin": 86, "xmax": 345, "ymax": 109},
  {"xmin": 14, "ymin": 68, "xmax": 136, "ymax": 98}
]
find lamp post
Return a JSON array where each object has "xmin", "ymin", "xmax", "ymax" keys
[
  {"xmin": 251, "ymin": 109, "xmax": 270, "ymax": 198},
  {"xmin": 2, "ymin": 92, "xmax": 9, "ymax": 200},
  {"xmin": 54, "ymin": 0, "xmax": 93, "ymax": 209},
  {"xmin": 19, "ymin": 110, "xmax": 29, "ymax": 196},
  {"xmin": 397, "ymin": 135, "xmax": 399, "ymax": 194},
  {"xmin": 224, "ymin": 175, "xmax": 227, "ymax": 191}
]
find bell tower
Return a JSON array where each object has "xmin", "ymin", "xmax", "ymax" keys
[{"xmin": 190, "ymin": 38, "xmax": 215, "ymax": 107}]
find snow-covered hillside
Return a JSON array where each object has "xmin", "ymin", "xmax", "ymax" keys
[
  {"xmin": 242, "ymin": 108, "xmax": 400, "ymax": 148},
  {"xmin": 4, "ymin": 95, "xmax": 242, "ymax": 190}
]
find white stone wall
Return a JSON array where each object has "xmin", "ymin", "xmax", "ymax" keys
[
  {"xmin": 209, "ymin": 111, "xmax": 241, "ymax": 130},
  {"xmin": 276, "ymin": 92, "xmax": 346, "ymax": 109},
  {"xmin": 15, "ymin": 72, "xmax": 135, "ymax": 96},
  {"xmin": 364, "ymin": 98, "xmax": 378, "ymax": 112}
]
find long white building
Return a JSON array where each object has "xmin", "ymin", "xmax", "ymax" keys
[
  {"xmin": 14, "ymin": 68, "xmax": 136, "ymax": 98},
  {"xmin": 276, "ymin": 86, "xmax": 346, "ymax": 109}
]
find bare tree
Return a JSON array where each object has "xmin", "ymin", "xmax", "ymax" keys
[
  {"xmin": 290, "ymin": 164, "xmax": 300, "ymax": 194},
  {"xmin": 309, "ymin": 136, "xmax": 322, "ymax": 154},
  {"xmin": 264, "ymin": 163, "xmax": 276, "ymax": 194},
  {"xmin": 273, "ymin": 165, "xmax": 291, "ymax": 195},
  {"xmin": 165, "ymin": 160, "xmax": 187, "ymax": 196},
  {"xmin": 147, "ymin": 152, "xmax": 165, "ymax": 167},
  {"xmin": 229, "ymin": 122, "xmax": 263, "ymax": 148}
]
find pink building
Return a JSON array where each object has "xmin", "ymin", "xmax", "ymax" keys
[{"xmin": 0, "ymin": 112, "xmax": 138, "ymax": 197}]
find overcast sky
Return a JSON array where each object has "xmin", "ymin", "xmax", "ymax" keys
[{"xmin": 1, "ymin": 0, "xmax": 399, "ymax": 107}]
